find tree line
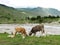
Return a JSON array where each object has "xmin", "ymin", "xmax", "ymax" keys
[{"xmin": 26, "ymin": 15, "xmax": 60, "ymax": 23}]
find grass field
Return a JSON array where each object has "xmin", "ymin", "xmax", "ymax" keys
[{"xmin": 0, "ymin": 33, "xmax": 60, "ymax": 45}]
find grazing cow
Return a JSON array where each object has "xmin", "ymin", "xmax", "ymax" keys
[
  {"xmin": 8, "ymin": 27, "xmax": 27, "ymax": 39},
  {"xmin": 29, "ymin": 24, "xmax": 45, "ymax": 36}
]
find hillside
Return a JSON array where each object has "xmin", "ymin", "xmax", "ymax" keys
[
  {"xmin": 0, "ymin": 4, "xmax": 32, "ymax": 23},
  {"xmin": 0, "ymin": 4, "xmax": 60, "ymax": 23},
  {"xmin": 17, "ymin": 7, "xmax": 60, "ymax": 16},
  {"xmin": 0, "ymin": 4, "xmax": 28, "ymax": 18}
]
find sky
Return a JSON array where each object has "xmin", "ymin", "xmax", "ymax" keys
[{"xmin": 0, "ymin": 0, "xmax": 60, "ymax": 10}]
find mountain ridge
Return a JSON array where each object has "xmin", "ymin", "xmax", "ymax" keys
[
  {"xmin": 16, "ymin": 7, "xmax": 60, "ymax": 16},
  {"xmin": 0, "ymin": 4, "xmax": 60, "ymax": 17}
]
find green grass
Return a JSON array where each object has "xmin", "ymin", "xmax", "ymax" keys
[{"xmin": 0, "ymin": 33, "xmax": 60, "ymax": 45}]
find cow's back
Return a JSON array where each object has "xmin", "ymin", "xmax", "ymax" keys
[{"xmin": 31, "ymin": 24, "xmax": 44, "ymax": 33}]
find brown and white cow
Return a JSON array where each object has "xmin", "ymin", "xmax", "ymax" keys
[
  {"xmin": 8, "ymin": 27, "xmax": 27, "ymax": 39},
  {"xmin": 29, "ymin": 24, "xmax": 45, "ymax": 36}
]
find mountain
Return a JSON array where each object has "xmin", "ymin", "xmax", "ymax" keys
[
  {"xmin": 17, "ymin": 7, "xmax": 60, "ymax": 17},
  {"xmin": 0, "ymin": 4, "xmax": 33, "ymax": 23},
  {"xmin": 0, "ymin": 4, "xmax": 27, "ymax": 19},
  {"xmin": 0, "ymin": 4, "xmax": 60, "ymax": 23}
]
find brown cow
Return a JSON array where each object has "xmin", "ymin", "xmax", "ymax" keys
[
  {"xmin": 29, "ymin": 24, "xmax": 45, "ymax": 36},
  {"xmin": 8, "ymin": 27, "xmax": 27, "ymax": 39}
]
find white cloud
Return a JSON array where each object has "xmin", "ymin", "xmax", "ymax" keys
[{"xmin": 0, "ymin": 0, "xmax": 60, "ymax": 10}]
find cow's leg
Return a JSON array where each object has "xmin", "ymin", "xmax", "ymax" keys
[
  {"xmin": 12, "ymin": 31, "xmax": 17, "ymax": 37},
  {"xmin": 21, "ymin": 31, "xmax": 26, "ymax": 39},
  {"xmin": 39, "ymin": 31, "xmax": 42, "ymax": 37},
  {"xmin": 41, "ymin": 30, "xmax": 45, "ymax": 34},
  {"xmin": 41, "ymin": 29, "xmax": 46, "ymax": 36},
  {"xmin": 21, "ymin": 34, "xmax": 25, "ymax": 39}
]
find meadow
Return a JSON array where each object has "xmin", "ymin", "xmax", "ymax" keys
[{"xmin": 0, "ymin": 33, "xmax": 60, "ymax": 45}]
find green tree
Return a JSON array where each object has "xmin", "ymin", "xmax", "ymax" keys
[
  {"xmin": 31, "ymin": 17, "xmax": 36, "ymax": 21},
  {"xmin": 37, "ymin": 16, "xmax": 41, "ymax": 19}
]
